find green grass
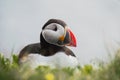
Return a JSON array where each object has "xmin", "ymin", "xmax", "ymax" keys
[{"xmin": 0, "ymin": 49, "xmax": 120, "ymax": 80}]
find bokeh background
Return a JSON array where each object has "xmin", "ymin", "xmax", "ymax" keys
[{"xmin": 0, "ymin": 0, "xmax": 120, "ymax": 65}]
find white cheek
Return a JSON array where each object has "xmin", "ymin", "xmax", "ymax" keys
[
  {"xmin": 42, "ymin": 30, "xmax": 60, "ymax": 44},
  {"xmin": 42, "ymin": 24, "xmax": 65, "ymax": 45},
  {"xmin": 57, "ymin": 25, "xmax": 65, "ymax": 36}
]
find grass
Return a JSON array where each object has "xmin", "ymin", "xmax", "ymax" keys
[{"xmin": 0, "ymin": 49, "xmax": 120, "ymax": 80}]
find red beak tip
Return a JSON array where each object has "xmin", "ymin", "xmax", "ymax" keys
[
  {"xmin": 74, "ymin": 44, "xmax": 77, "ymax": 47},
  {"xmin": 67, "ymin": 28, "xmax": 77, "ymax": 47},
  {"xmin": 73, "ymin": 42, "xmax": 77, "ymax": 47}
]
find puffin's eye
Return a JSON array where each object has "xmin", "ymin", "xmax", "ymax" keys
[{"xmin": 53, "ymin": 25, "xmax": 57, "ymax": 31}]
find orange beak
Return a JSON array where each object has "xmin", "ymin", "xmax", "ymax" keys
[{"xmin": 67, "ymin": 28, "xmax": 77, "ymax": 47}]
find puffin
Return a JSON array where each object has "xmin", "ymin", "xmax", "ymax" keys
[{"xmin": 18, "ymin": 19, "xmax": 78, "ymax": 68}]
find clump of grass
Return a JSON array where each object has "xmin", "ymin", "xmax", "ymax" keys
[
  {"xmin": 93, "ymin": 49, "xmax": 120, "ymax": 80},
  {"xmin": 0, "ymin": 49, "xmax": 120, "ymax": 80},
  {"xmin": 0, "ymin": 54, "xmax": 21, "ymax": 80}
]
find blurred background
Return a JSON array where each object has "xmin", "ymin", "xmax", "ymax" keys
[{"xmin": 0, "ymin": 0, "xmax": 120, "ymax": 65}]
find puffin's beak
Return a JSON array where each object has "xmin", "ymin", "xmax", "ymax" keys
[
  {"xmin": 58, "ymin": 27, "xmax": 77, "ymax": 47},
  {"xmin": 66, "ymin": 28, "xmax": 77, "ymax": 47}
]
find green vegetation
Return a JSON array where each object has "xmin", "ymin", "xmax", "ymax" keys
[{"xmin": 0, "ymin": 49, "xmax": 120, "ymax": 80}]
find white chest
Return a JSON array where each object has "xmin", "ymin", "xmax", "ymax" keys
[{"xmin": 19, "ymin": 52, "xmax": 79, "ymax": 69}]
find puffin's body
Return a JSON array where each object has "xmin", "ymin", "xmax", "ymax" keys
[{"xmin": 18, "ymin": 19, "xmax": 78, "ymax": 68}]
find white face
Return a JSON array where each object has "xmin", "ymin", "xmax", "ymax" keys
[{"xmin": 42, "ymin": 23, "xmax": 65, "ymax": 46}]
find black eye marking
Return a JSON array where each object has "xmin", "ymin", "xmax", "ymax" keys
[{"xmin": 53, "ymin": 25, "xmax": 57, "ymax": 31}]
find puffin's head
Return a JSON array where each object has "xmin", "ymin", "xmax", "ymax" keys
[{"xmin": 41, "ymin": 19, "xmax": 77, "ymax": 47}]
